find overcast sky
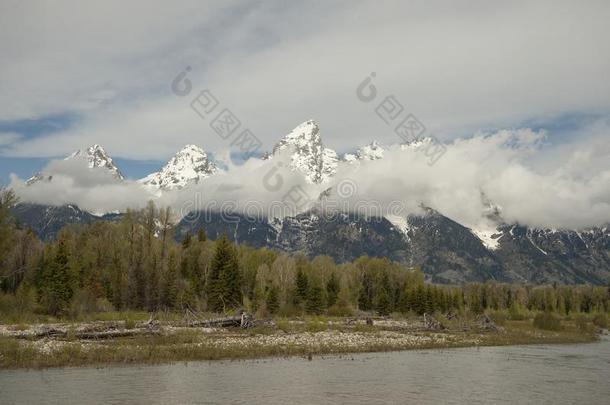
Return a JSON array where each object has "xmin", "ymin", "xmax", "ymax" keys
[{"xmin": 1, "ymin": 0, "xmax": 609, "ymax": 228}]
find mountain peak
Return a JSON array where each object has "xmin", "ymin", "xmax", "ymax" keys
[
  {"xmin": 399, "ymin": 136, "xmax": 435, "ymax": 151},
  {"xmin": 273, "ymin": 120, "xmax": 320, "ymax": 152},
  {"xmin": 270, "ymin": 120, "xmax": 338, "ymax": 184},
  {"xmin": 66, "ymin": 144, "xmax": 124, "ymax": 180},
  {"xmin": 140, "ymin": 144, "xmax": 218, "ymax": 189},
  {"xmin": 344, "ymin": 141, "xmax": 385, "ymax": 163},
  {"xmin": 177, "ymin": 144, "xmax": 205, "ymax": 155},
  {"xmin": 27, "ymin": 144, "xmax": 123, "ymax": 185}
]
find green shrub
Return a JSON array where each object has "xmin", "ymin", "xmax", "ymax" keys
[
  {"xmin": 352, "ymin": 323, "xmax": 376, "ymax": 332},
  {"xmin": 533, "ymin": 312, "xmax": 561, "ymax": 331},
  {"xmin": 275, "ymin": 319, "xmax": 292, "ymax": 333},
  {"xmin": 327, "ymin": 304, "xmax": 354, "ymax": 317},
  {"xmin": 69, "ymin": 289, "xmax": 98, "ymax": 319},
  {"xmin": 574, "ymin": 315, "xmax": 596, "ymax": 333},
  {"xmin": 508, "ymin": 303, "xmax": 528, "ymax": 320},
  {"xmin": 305, "ymin": 320, "xmax": 327, "ymax": 333},
  {"xmin": 488, "ymin": 310, "xmax": 507, "ymax": 326},
  {"xmin": 277, "ymin": 303, "xmax": 302, "ymax": 318},
  {"xmin": 592, "ymin": 313, "xmax": 608, "ymax": 329},
  {"xmin": 96, "ymin": 298, "xmax": 115, "ymax": 313}
]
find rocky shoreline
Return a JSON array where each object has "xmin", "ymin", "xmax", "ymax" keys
[{"xmin": 0, "ymin": 316, "xmax": 600, "ymax": 369}]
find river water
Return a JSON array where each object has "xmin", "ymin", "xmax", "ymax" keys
[{"xmin": 1, "ymin": 336, "xmax": 609, "ymax": 404}]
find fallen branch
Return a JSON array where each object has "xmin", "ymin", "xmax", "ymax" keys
[
  {"xmin": 8, "ymin": 325, "xmax": 162, "ymax": 340},
  {"xmin": 423, "ymin": 313, "xmax": 445, "ymax": 331}
]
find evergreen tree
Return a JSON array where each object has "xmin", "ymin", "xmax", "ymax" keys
[
  {"xmin": 0, "ymin": 188, "xmax": 17, "ymax": 252},
  {"xmin": 0, "ymin": 188, "xmax": 17, "ymax": 287},
  {"xmin": 182, "ymin": 231, "xmax": 192, "ymax": 249},
  {"xmin": 198, "ymin": 227, "xmax": 207, "ymax": 242},
  {"xmin": 375, "ymin": 288, "xmax": 391, "ymax": 315},
  {"xmin": 306, "ymin": 284, "xmax": 324, "ymax": 315},
  {"xmin": 412, "ymin": 285, "xmax": 426, "ymax": 315},
  {"xmin": 129, "ymin": 262, "xmax": 146, "ymax": 309},
  {"xmin": 162, "ymin": 252, "xmax": 179, "ymax": 309},
  {"xmin": 423, "ymin": 285, "xmax": 434, "ymax": 314},
  {"xmin": 398, "ymin": 285, "xmax": 411, "ymax": 313},
  {"xmin": 146, "ymin": 254, "xmax": 160, "ymax": 311},
  {"xmin": 206, "ymin": 235, "xmax": 242, "ymax": 312},
  {"xmin": 469, "ymin": 286, "xmax": 483, "ymax": 314},
  {"xmin": 375, "ymin": 273, "xmax": 392, "ymax": 315},
  {"xmin": 326, "ymin": 272, "xmax": 340, "ymax": 307},
  {"xmin": 43, "ymin": 238, "xmax": 73, "ymax": 315},
  {"xmin": 266, "ymin": 285, "xmax": 280, "ymax": 314},
  {"xmin": 221, "ymin": 244, "xmax": 242, "ymax": 309},
  {"xmin": 294, "ymin": 269, "xmax": 309, "ymax": 304},
  {"xmin": 206, "ymin": 237, "xmax": 229, "ymax": 312},
  {"xmin": 110, "ymin": 254, "xmax": 126, "ymax": 310},
  {"xmin": 358, "ymin": 272, "xmax": 373, "ymax": 311}
]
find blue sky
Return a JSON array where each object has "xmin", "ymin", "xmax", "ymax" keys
[{"xmin": 0, "ymin": 113, "xmax": 166, "ymax": 182}]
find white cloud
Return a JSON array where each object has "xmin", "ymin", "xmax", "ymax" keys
[
  {"xmin": 10, "ymin": 158, "xmax": 154, "ymax": 215},
  {"xmin": 2, "ymin": 1, "xmax": 609, "ymax": 229},
  {"xmin": 0, "ymin": 132, "xmax": 21, "ymax": 146},
  {"xmin": 10, "ymin": 124, "xmax": 610, "ymax": 229},
  {"xmin": 1, "ymin": 1, "xmax": 609, "ymax": 159}
]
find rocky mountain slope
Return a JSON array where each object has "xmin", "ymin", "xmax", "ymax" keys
[
  {"xmin": 11, "ymin": 203, "xmax": 119, "ymax": 240},
  {"xmin": 171, "ymin": 207, "xmax": 609, "ymax": 285}
]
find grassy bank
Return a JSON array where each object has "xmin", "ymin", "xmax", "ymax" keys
[{"xmin": 0, "ymin": 313, "xmax": 603, "ymax": 369}]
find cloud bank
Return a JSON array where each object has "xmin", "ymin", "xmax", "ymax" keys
[
  {"xmin": 1, "ymin": 1, "xmax": 610, "ymax": 159},
  {"xmin": 10, "ymin": 123, "xmax": 610, "ymax": 230}
]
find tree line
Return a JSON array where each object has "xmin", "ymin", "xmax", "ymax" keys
[{"xmin": 1, "ymin": 190, "xmax": 609, "ymax": 319}]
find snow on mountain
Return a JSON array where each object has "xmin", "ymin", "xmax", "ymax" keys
[
  {"xmin": 140, "ymin": 145, "xmax": 218, "ymax": 190},
  {"xmin": 399, "ymin": 137, "xmax": 436, "ymax": 152},
  {"xmin": 26, "ymin": 144, "xmax": 124, "ymax": 184},
  {"xmin": 344, "ymin": 141, "xmax": 385, "ymax": 163},
  {"xmin": 470, "ymin": 226, "xmax": 502, "ymax": 250},
  {"xmin": 25, "ymin": 172, "xmax": 53, "ymax": 186},
  {"xmin": 269, "ymin": 120, "xmax": 338, "ymax": 184},
  {"xmin": 67, "ymin": 144, "xmax": 124, "ymax": 180},
  {"xmin": 385, "ymin": 214, "xmax": 411, "ymax": 240}
]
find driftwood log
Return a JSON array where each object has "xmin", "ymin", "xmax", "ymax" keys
[
  {"xmin": 188, "ymin": 313, "xmax": 254, "ymax": 328},
  {"xmin": 9, "ymin": 323, "xmax": 162, "ymax": 340},
  {"xmin": 423, "ymin": 313, "xmax": 445, "ymax": 331},
  {"xmin": 476, "ymin": 314, "xmax": 500, "ymax": 331},
  {"xmin": 5, "ymin": 312, "xmax": 264, "ymax": 341}
]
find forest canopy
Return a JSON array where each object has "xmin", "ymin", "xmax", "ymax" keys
[{"xmin": 0, "ymin": 190, "xmax": 609, "ymax": 320}]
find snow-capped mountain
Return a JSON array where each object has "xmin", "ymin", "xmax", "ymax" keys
[
  {"xmin": 139, "ymin": 145, "xmax": 218, "ymax": 190},
  {"xmin": 26, "ymin": 144, "xmax": 124, "ymax": 185},
  {"xmin": 344, "ymin": 141, "xmax": 385, "ymax": 163},
  {"xmin": 268, "ymin": 120, "xmax": 338, "ymax": 184},
  {"xmin": 12, "ymin": 120, "xmax": 610, "ymax": 285},
  {"xmin": 67, "ymin": 144, "xmax": 124, "ymax": 180}
]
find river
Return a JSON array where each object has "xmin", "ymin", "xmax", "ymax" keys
[{"xmin": 1, "ymin": 335, "xmax": 609, "ymax": 404}]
